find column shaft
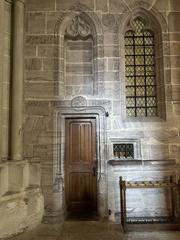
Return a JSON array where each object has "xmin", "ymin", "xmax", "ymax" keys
[
  {"xmin": 10, "ymin": 0, "xmax": 24, "ymax": 160},
  {"xmin": 0, "ymin": 0, "xmax": 5, "ymax": 161}
]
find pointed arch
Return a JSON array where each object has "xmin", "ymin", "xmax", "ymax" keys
[
  {"xmin": 119, "ymin": 5, "xmax": 169, "ymax": 120},
  {"xmin": 54, "ymin": 3, "xmax": 104, "ymax": 98}
]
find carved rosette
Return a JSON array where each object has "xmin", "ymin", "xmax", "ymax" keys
[
  {"xmin": 65, "ymin": 15, "xmax": 92, "ymax": 39},
  {"xmin": 71, "ymin": 96, "xmax": 87, "ymax": 108}
]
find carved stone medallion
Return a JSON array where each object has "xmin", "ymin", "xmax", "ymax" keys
[{"xmin": 71, "ymin": 96, "xmax": 87, "ymax": 108}]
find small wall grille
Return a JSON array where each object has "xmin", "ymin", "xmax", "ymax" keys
[{"xmin": 113, "ymin": 144, "xmax": 134, "ymax": 159}]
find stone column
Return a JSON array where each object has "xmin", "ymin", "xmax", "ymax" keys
[
  {"xmin": 0, "ymin": 0, "xmax": 5, "ymax": 162},
  {"xmin": 10, "ymin": 0, "xmax": 24, "ymax": 161}
]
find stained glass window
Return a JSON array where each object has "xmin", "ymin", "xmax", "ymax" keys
[{"xmin": 125, "ymin": 18, "xmax": 157, "ymax": 117}]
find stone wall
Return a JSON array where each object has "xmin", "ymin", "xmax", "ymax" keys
[{"xmin": 24, "ymin": 0, "xmax": 180, "ymax": 224}]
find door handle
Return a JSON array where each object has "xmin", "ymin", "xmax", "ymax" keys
[{"xmin": 92, "ymin": 166, "xmax": 96, "ymax": 176}]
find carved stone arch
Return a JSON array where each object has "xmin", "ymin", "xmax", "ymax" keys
[
  {"xmin": 119, "ymin": 5, "xmax": 169, "ymax": 120},
  {"xmin": 54, "ymin": 3, "xmax": 104, "ymax": 98},
  {"xmin": 119, "ymin": 7, "xmax": 167, "ymax": 35},
  {"xmin": 128, "ymin": 0, "xmax": 168, "ymax": 32}
]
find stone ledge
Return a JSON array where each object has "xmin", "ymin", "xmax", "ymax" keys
[
  {"xmin": 0, "ymin": 187, "xmax": 41, "ymax": 203},
  {"xmin": 108, "ymin": 159, "xmax": 177, "ymax": 167}
]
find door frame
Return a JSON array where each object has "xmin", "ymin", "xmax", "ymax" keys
[{"xmin": 53, "ymin": 105, "xmax": 108, "ymax": 220}]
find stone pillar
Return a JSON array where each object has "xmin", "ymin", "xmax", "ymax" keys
[
  {"xmin": 0, "ymin": 0, "xmax": 5, "ymax": 162},
  {"xmin": 10, "ymin": 0, "xmax": 24, "ymax": 161}
]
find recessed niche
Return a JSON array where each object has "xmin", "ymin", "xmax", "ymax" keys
[{"xmin": 110, "ymin": 138, "xmax": 141, "ymax": 160}]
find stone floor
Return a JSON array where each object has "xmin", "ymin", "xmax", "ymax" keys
[{"xmin": 6, "ymin": 221, "xmax": 180, "ymax": 240}]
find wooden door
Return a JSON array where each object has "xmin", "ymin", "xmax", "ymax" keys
[{"xmin": 65, "ymin": 118, "xmax": 97, "ymax": 213}]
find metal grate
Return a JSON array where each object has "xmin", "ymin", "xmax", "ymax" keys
[
  {"xmin": 125, "ymin": 18, "xmax": 157, "ymax": 117},
  {"xmin": 113, "ymin": 144, "xmax": 134, "ymax": 159}
]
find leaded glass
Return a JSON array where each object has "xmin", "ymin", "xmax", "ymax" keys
[{"xmin": 125, "ymin": 17, "xmax": 157, "ymax": 117}]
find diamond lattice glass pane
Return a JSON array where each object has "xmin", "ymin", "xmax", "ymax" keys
[
  {"xmin": 136, "ymin": 77, "xmax": 145, "ymax": 85},
  {"xmin": 126, "ymin": 77, "xmax": 134, "ymax": 85},
  {"xmin": 147, "ymin": 97, "xmax": 156, "ymax": 106},
  {"xmin": 126, "ymin": 87, "xmax": 135, "ymax": 96},
  {"xmin": 136, "ymin": 86, "xmax": 145, "ymax": 96},
  {"xmin": 135, "ymin": 56, "xmax": 144, "ymax": 65},
  {"xmin": 126, "ymin": 97, "xmax": 135, "ymax": 107},
  {"xmin": 136, "ymin": 66, "xmax": 145, "ymax": 76},
  {"xmin": 135, "ymin": 37, "xmax": 143, "ymax": 45},
  {"xmin": 125, "ymin": 46, "xmax": 134, "ymax": 55},
  {"xmin": 146, "ymin": 76, "xmax": 155, "ymax": 85},
  {"xmin": 144, "ymin": 30, "xmax": 152, "ymax": 36},
  {"xmin": 136, "ymin": 97, "xmax": 146, "ymax": 107},
  {"xmin": 145, "ymin": 56, "xmax": 154, "ymax": 65},
  {"xmin": 126, "ymin": 108, "xmax": 135, "ymax": 117},
  {"xmin": 145, "ymin": 37, "xmax": 154, "ymax": 45},
  {"xmin": 125, "ymin": 37, "xmax": 134, "ymax": 45},
  {"xmin": 126, "ymin": 66, "xmax": 134, "ymax": 76},
  {"xmin": 125, "ymin": 31, "xmax": 134, "ymax": 37},
  {"xmin": 147, "ymin": 108, "xmax": 157, "ymax": 116},
  {"xmin": 133, "ymin": 18, "xmax": 144, "ymax": 36},
  {"xmin": 145, "ymin": 46, "xmax": 154, "ymax": 55},
  {"xmin": 135, "ymin": 46, "xmax": 144, "ymax": 55},
  {"xmin": 137, "ymin": 108, "xmax": 146, "ymax": 116},
  {"xmin": 126, "ymin": 56, "xmax": 134, "ymax": 65},
  {"xmin": 146, "ymin": 66, "xmax": 154, "ymax": 75},
  {"xmin": 146, "ymin": 86, "xmax": 156, "ymax": 96}
]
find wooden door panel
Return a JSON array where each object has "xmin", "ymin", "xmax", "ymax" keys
[{"xmin": 65, "ymin": 118, "xmax": 97, "ymax": 213}]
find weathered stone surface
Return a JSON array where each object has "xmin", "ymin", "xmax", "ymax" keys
[
  {"xmin": 153, "ymin": 0, "xmax": 170, "ymax": 11},
  {"xmin": 25, "ymin": 58, "xmax": 42, "ymax": 71},
  {"xmin": 56, "ymin": 0, "xmax": 94, "ymax": 11},
  {"xmin": 28, "ymin": 13, "xmax": 46, "ymax": 34},
  {"xmin": 173, "ymin": 102, "xmax": 180, "ymax": 115},
  {"xmin": 172, "ymin": 85, "xmax": 180, "ymax": 101},
  {"xmin": 26, "ymin": 0, "xmax": 56, "ymax": 11},
  {"xmin": 43, "ymin": 58, "xmax": 59, "ymax": 71},
  {"xmin": 24, "ymin": 82, "xmax": 54, "ymax": 98},
  {"xmin": 109, "ymin": 0, "xmax": 128, "ymax": 13},
  {"xmin": 168, "ymin": 12, "xmax": 180, "ymax": 32},
  {"xmin": 0, "ymin": 189, "xmax": 44, "ymax": 239},
  {"xmin": 26, "ymin": 70, "xmax": 56, "ymax": 82},
  {"xmin": 104, "ymin": 45, "xmax": 119, "ymax": 57},
  {"xmin": 170, "ymin": 0, "xmax": 180, "ymax": 11},
  {"xmin": 25, "ymin": 101, "xmax": 49, "ymax": 116},
  {"xmin": 25, "ymin": 45, "xmax": 36, "ymax": 57},
  {"xmin": 66, "ymin": 63, "xmax": 93, "ymax": 74},
  {"xmin": 96, "ymin": 0, "xmax": 108, "ymax": 11},
  {"xmin": 26, "ymin": 35, "xmax": 58, "ymax": 45},
  {"xmin": 46, "ymin": 12, "xmax": 63, "ymax": 34},
  {"xmin": 38, "ymin": 46, "xmax": 58, "ymax": 58},
  {"xmin": 104, "ymin": 34, "xmax": 119, "ymax": 45},
  {"xmin": 66, "ymin": 75, "xmax": 93, "ymax": 85},
  {"xmin": 150, "ymin": 145, "xmax": 169, "ymax": 160},
  {"xmin": 171, "ymin": 69, "xmax": 180, "ymax": 84}
]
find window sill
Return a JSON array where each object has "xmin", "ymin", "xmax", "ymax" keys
[{"xmin": 108, "ymin": 159, "xmax": 176, "ymax": 167}]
